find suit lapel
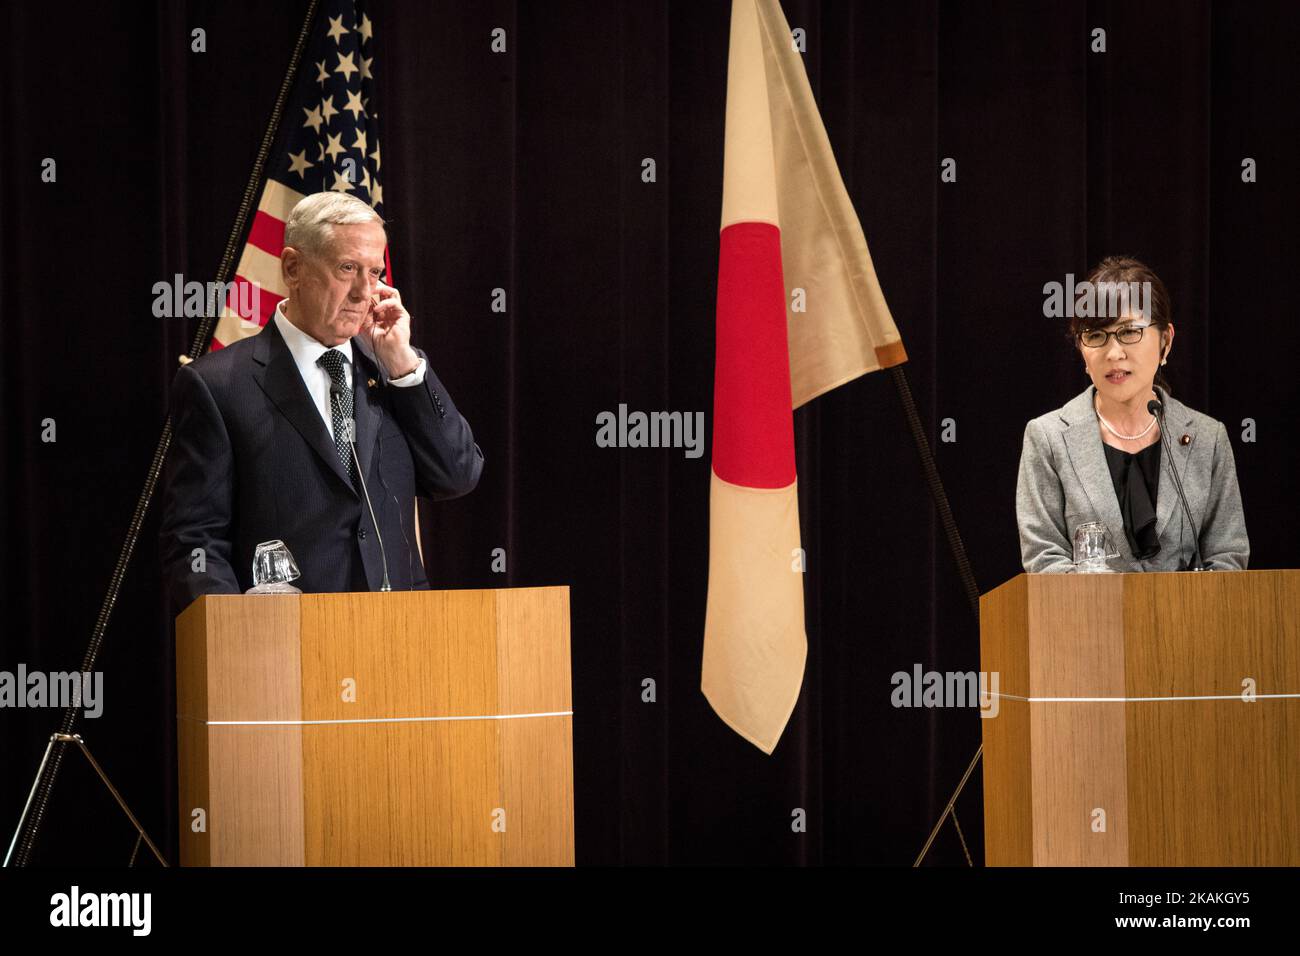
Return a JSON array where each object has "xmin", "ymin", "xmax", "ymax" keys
[
  {"xmin": 252, "ymin": 316, "xmax": 357, "ymax": 496},
  {"xmin": 1061, "ymin": 386, "xmax": 1133, "ymax": 562}
]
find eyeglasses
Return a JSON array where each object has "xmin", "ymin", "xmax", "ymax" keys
[{"xmin": 1078, "ymin": 324, "xmax": 1152, "ymax": 348}]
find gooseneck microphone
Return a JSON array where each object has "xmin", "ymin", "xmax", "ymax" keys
[
  {"xmin": 1148, "ymin": 394, "xmax": 1205, "ymax": 571},
  {"xmin": 374, "ymin": 403, "xmax": 416, "ymax": 589},
  {"xmin": 330, "ymin": 379, "xmax": 392, "ymax": 591}
]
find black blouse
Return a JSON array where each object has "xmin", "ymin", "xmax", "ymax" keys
[{"xmin": 1102, "ymin": 439, "xmax": 1162, "ymax": 560}]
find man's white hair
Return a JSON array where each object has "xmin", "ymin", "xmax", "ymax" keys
[{"xmin": 283, "ymin": 192, "xmax": 385, "ymax": 259}]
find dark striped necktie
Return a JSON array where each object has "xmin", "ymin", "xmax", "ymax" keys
[{"xmin": 316, "ymin": 349, "xmax": 357, "ymax": 484}]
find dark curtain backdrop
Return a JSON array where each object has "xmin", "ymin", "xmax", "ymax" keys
[{"xmin": 2, "ymin": 0, "xmax": 1296, "ymax": 866}]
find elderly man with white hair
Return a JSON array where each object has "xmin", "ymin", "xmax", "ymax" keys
[{"xmin": 160, "ymin": 192, "xmax": 484, "ymax": 610}]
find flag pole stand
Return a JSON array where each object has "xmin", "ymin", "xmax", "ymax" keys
[
  {"xmin": 7, "ymin": 0, "xmax": 323, "ymax": 868},
  {"xmin": 5, "ymin": 734, "xmax": 168, "ymax": 867}
]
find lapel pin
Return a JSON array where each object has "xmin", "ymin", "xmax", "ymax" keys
[
  {"xmin": 367, "ymin": 378, "xmax": 377, "ymax": 389},
  {"xmin": 1180, "ymin": 434, "xmax": 1191, "ymax": 445}
]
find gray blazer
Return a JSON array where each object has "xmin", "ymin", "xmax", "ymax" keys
[{"xmin": 1016, "ymin": 385, "xmax": 1249, "ymax": 573}]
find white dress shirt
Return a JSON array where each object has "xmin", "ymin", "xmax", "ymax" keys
[{"xmin": 272, "ymin": 299, "xmax": 426, "ymax": 433}]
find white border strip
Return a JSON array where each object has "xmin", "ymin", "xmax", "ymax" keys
[
  {"xmin": 991, "ymin": 692, "xmax": 1300, "ymax": 703},
  {"xmin": 180, "ymin": 710, "xmax": 574, "ymax": 726}
]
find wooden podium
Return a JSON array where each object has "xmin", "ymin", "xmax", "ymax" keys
[
  {"xmin": 175, "ymin": 586, "xmax": 574, "ymax": 866},
  {"xmin": 980, "ymin": 569, "xmax": 1300, "ymax": 866}
]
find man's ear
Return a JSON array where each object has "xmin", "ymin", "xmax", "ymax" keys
[{"xmin": 281, "ymin": 246, "xmax": 301, "ymax": 290}]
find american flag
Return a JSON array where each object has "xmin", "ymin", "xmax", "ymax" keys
[{"xmin": 212, "ymin": 0, "xmax": 386, "ymax": 349}]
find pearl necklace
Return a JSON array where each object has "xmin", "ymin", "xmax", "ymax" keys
[{"xmin": 1094, "ymin": 393, "xmax": 1158, "ymax": 441}]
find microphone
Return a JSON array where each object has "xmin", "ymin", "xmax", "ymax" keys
[
  {"xmin": 330, "ymin": 378, "xmax": 392, "ymax": 591},
  {"xmin": 374, "ymin": 402, "xmax": 416, "ymax": 589},
  {"xmin": 1148, "ymin": 394, "xmax": 1205, "ymax": 571}
]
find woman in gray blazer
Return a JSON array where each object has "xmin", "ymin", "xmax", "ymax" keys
[{"xmin": 1016, "ymin": 257, "xmax": 1249, "ymax": 573}]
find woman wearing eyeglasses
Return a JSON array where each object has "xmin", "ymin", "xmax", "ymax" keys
[{"xmin": 1016, "ymin": 256, "xmax": 1249, "ymax": 572}]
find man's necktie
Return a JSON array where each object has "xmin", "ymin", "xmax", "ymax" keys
[{"xmin": 317, "ymin": 349, "xmax": 357, "ymax": 484}]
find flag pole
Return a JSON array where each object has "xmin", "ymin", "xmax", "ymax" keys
[
  {"xmin": 7, "ymin": 0, "xmax": 323, "ymax": 867},
  {"xmin": 888, "ymin": 365, "xmax": 981, "ymax": 617},
  {"xmin": 886, "ymin": 363, "xmax": 985, "ymax": 866}
]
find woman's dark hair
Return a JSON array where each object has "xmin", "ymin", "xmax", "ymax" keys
[{"xmin": 1067, "ymin": 256, "xmax": 1174, "ymax": 397}]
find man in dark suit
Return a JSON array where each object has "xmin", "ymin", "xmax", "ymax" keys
[{"xmin": 160, "ymin": 193, "xmax": 484, "ymax": 613}]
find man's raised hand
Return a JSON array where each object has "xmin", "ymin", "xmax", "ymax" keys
[{"xmin": 363, "ymin": 280, "xmax": 420, "ymax": 378}]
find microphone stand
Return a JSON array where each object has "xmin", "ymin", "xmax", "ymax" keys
[
  {"xmin": 331, "ymin": 382, "xmax": 393, "ymax": 591},
  {"xmin": 1148, "ymin": 392, "xmax": 1205, "ymax": 571}
]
